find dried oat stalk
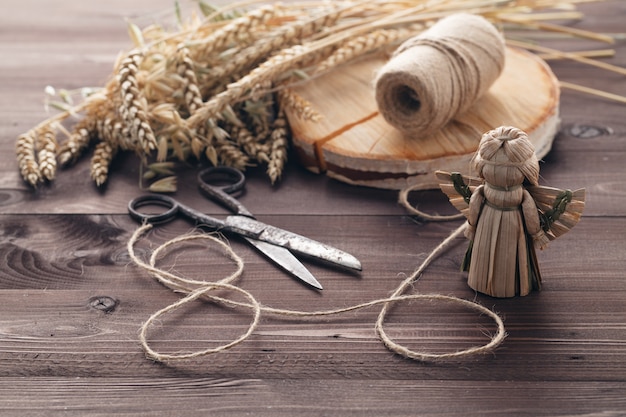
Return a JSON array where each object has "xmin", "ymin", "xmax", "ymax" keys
[{"xmin": 16, "ymin": 0, "xmax": 626, "ymax": 189}]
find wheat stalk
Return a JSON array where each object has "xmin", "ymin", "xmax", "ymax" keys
[
  {"xmin": 214, "ymin": 134, "xmax": 250, "ymax": 170},
  {"xmin": 268, "ymin": 109, "xmax": 289, "ymax": 184},
  {"xmin": 191, "ymin": 3, "xmax": 283, "ymax": 58},
  {"xmin": 197, "ymin": 4, "xmax": 347, "ymax": 89},
  {"xmin": 279, "ymin": 89, "xmax": 322, "ymax": 122},
  {"xmin": 36, "ymin": 126, "xmax": 58, "ymax": 182},
  {"xmin": 16, "ymin": 130, "xmax": 41, "ymax": 186},
  {"xmin": 313, "ymin": 27, "xmax": 417, "ymax": 75},
  {"xmin": 117, "ymin": 49, "xmax": 157, "ymax": 153},
  {"xmin": 90, "ymin": 141, "xmax": 118, "ymax": 186},
  {"xmin": 176, "ymin": 45, "xmax": 204, "ymax": 115},
  {"xmin": 58, "ymin": 119, "xmax": 95, "ymax": 167}
]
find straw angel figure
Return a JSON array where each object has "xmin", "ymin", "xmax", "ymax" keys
[{"xmin": 436, "ymin": 126, "xmax": 585, "ymax": 298}]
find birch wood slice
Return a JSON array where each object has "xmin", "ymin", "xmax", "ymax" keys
[{"xmin": 287, "ymin": 47, "xmax": 560, "ymax": 190}]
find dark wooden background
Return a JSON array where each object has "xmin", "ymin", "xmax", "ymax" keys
[{"xmin": 1, "ymin": 1, "xmax": 625, "ymax": 415}]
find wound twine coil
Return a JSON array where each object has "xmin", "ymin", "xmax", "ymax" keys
[
  {"xmin": 374, "ymin": 13, "xmax": 506, "ymax": 138},
  {"xmin": 128, "ymin": 221, "xmax": 506, "ymax": 363}
]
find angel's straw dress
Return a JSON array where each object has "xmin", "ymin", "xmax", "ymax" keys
[{"xmin": 465, "ymin": 181, "xmax": 543, "ymax": 298}]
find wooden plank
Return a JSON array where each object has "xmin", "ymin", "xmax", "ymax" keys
[
  {"xmin": 0, "ymin": 214, "xmax": 624, "ymax": 381},
  {"xmin": 0, "ymin": 378, "xmax": 624, "ymax": 416},
  {"xmin": 1, "ymin": 287, "xmax": 625, "ymax": 381},
  {"xmin": 1, "ymin": 143, "xmax": 626, "ymax": 216}
]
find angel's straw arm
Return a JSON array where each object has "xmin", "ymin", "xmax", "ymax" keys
[
  {"xmin": 522, "ymin": 189, "xmax": 550, "ymax": 250},
  {"xmin": 465, "ymin": 184, "xmax": 484, "ymax": 241}
]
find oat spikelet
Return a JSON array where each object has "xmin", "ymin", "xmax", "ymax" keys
[
  {"xmin": 37, "ymin": 126, "xmax": 58, "ymax": 181},
  {"xmin": 190, "ymin": 135, "xmax": 207, "ymax": 160},
  {"xmin": 189, "ymin": 118, "xmax": 217, "ymax": 161},
  {"xmin": 267, "ymin": 109, "xmax": 289, "ymax": 184},
  {"xmin": 16, "ymin": 129, "xmax": 41, "ymax": 186},
  {"xmin": 243, "ymin": 91, "xmax": 274, "ymax": 133},
  {"xmin": 90, "ymin": 141, "xmax": 118, "ymax": 187},
  {"xmin": 193, "ymin": 4, "xmax": 282, "ymax": 58},
  {"xmin": 176, "ymin": 45, "xmax": 204, "ymax": 115},
  {"xmin": 278, "ymin": 89, "xmax": 322, "ymax": 122},
  {"xmin": 117, "ymin": 49, "xmax": 157, "ymax": 153},
  {"xmin": 151, "ymin": 103, "xmax": 192, "ymax": 161}
]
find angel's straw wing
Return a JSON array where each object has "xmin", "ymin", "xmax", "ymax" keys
[
  {"xmin": 435, "ymin": 170, "xmax": 483, "ymax": 220},
  {"xmin": 436, "ymin": 170, "xmax": 585, "ymax": 241},
  {"xmin": 527, "ymin": 185, "xmax": 585, "ymax": 241}
]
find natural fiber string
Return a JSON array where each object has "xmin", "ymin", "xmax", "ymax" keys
[
  {"xmin": 398, "ymin": 182, "xmax": 465, "ymax": 221},
  {"xmin": 374, "ymin": 13, "xmax": 505, "ymax": 138},
  {"xmin": 375, "ymin": 222, "xmax": 506, "ymax": 360},
  {"xmin": 127, "ymin": 221, "xmax": 506, "ymax": 363},
  {"xmin": 132, "ymin": 229, "xmax": 262, "ymax": 361}
]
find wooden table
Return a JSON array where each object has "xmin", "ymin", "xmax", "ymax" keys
[{"xmin": 1, "ymin": 1, "xmax": 625, "ymax": 415}]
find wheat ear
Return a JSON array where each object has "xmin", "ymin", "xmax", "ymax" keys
[
  {"xmin": 16, "ymin": 129, "xmax": 41, "ymax": 186},
  {"xmin": 117, "ymin": 49, "xmax": 157, "ymax": 153}
]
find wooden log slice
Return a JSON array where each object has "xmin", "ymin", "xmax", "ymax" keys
[{"xmin": 287, "ymin": 47, "xmax": 560, "ymax": 190}]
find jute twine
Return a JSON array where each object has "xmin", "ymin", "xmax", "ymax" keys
[
  {"xmin": 374, "ymin": 13, "xmax": 505, "ymax": 138},
  {"xmin": 127, "ymin": 199, "xmax": 506, "ymax": 362}
]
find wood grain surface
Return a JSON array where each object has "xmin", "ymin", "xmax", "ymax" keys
[{"xmin": 1, "ymin": 1, "xmax": 625, "ymax": 416}]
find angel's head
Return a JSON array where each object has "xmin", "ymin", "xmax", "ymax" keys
[{"xmin": 471, "ymin": 126, "xmax": 540, "ymax": 187}]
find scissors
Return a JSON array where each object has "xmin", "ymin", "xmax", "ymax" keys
[{"xmin": 128, "ymin": 167, "xmax": 362, "ymax": 290}]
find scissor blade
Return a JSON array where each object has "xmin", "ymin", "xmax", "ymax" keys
[
  {"xmin": 224, "ymin": 216, "xmax": 362, "ymax": 271},
  {"xmin": 244, "ymin": 238, "xmax": 323, "ymax": 290}
]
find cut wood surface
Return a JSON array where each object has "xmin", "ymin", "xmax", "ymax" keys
[
  {"xmin": 1, "ymin": 0, "xmax": 626, "ymax": 416},
  {"xmin": 288, "ymin": 47, "xmax": 560, "ymax": 189}
]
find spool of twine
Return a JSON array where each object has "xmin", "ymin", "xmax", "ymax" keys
[{"xmin": 374, "ymin": 13, "xmax": 506, "ymax": 138}]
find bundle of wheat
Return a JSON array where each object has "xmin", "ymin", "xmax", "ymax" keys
[{"xmin": 16, "ymin": 0, "xmax": 624, "ymax": 191}]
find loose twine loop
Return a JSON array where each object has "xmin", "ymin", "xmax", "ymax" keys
[{"xmin": 127, "ymin": 193, "xmax": 506, "ymax": 362}]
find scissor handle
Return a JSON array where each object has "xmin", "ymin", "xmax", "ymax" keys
[
  {"xmin": 197, "ymin": 167, "xmax": 254, "ymax": 218},
  {"xmin": 128, "ymin": 194, "xmax": 180, "ymax": 224}
]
